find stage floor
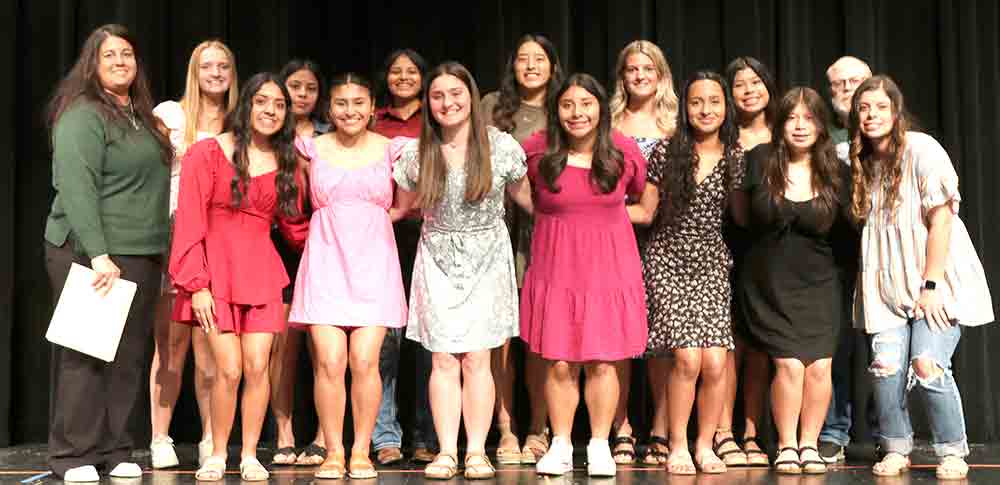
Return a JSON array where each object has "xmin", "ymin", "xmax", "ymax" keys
[{"xmin": 2, "ymin": 443, "xmax": 999, "ymax": 484}]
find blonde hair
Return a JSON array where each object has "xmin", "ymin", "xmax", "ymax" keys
[
  {"xmin": 178, "ymin": 40, "xmax": 239, "ymax": 151},
  {"xmin": 609, "ymin": 40, "xmax": 678, "ymax": 139}
]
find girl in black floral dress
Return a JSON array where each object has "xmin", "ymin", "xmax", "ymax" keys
[{"xmin": 628, "ymin": 71, "xmax": 746, "ymax": 475}]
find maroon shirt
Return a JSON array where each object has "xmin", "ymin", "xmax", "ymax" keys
[{"xmin": 373, "ymin": 106, "xmax": 422, "ymax": 138}]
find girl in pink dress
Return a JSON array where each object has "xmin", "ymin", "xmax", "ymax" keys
[
  {"xmin": 287, "ymin": 73, "xmax": 407, "ymax": 480},
  {"xmin": 519, "ymin": 73, "xmax": 648, "ymax": 477}
]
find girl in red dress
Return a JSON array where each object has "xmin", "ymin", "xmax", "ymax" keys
[{"xmin": 169, "ymin": 72, "xmax": 308, "ymax": 482}]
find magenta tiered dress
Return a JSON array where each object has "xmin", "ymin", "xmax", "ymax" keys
[
  {"xmin": 519, "ymin": 131, "xmax": 649, "ymax": 361},
  {"xmin": 288, "ymin": 136, "xmax": 407, "ymax": 328}
]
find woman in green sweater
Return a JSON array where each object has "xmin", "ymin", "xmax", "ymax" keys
[{"xmin": 43, "ymin": 24, "xmax": 173, "ymax": 483}]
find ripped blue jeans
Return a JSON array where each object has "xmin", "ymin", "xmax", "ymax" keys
[{"xmin": 868, "ymin": 318, "xmax": 968, "ymax": 457}]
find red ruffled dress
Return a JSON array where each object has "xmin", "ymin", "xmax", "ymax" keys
[
  {"xmin": 169, "ymin": 138, "xmax": 308, "ymax": 333},
  {"xmin": 518, "ymin": 131, "xmax": 649, "ymax": 361}
]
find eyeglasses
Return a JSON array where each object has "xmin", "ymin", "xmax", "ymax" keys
[{"xmin": 831, "ymin": 76, "xmax": 867, "ymax": 90}]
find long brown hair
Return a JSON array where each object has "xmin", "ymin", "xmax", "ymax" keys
[
  {"xmin": 848, "ymin": 75, "xmax": 911, "ymax": 222},
  {"xmin": 539, "ymin": 73, "xmax": 623, "ymax": 194},
  {"xmin": 47, "ymin": 24, "xmax": 172, "ymax": 163},
  {"xmin": 225, "ymin": 73, "xmax": 300, "ymax": 217},
  {"xmin": 415, "ymin": 62, "xmax": 493, "ymax": 208},
  {"xmin": 179, "ymin": 40, "xmax": 239, "ymax": 151},
  {"xmin": 764, "ymin": 87, "xmax": 841, "ymax": 226},
  {"xmin": 658, "ymin": 71, "xmax": 741, "ymax": 225}
]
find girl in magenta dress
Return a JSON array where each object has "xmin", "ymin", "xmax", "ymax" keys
[{"xmin": 519, "ymin": 73, "xmax": 647, "ymax": 478}]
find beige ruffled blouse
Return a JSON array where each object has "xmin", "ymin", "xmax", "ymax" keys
[{"xmin": 854, "ymin": 132, "xmax": 994, "ymax": 333}]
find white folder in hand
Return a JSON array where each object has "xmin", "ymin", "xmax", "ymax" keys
[{"xmin": 46, "ymin": 262, "xmax": 137, "ymax": 362}]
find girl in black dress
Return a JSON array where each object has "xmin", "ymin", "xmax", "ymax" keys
[{"xmin": 739, "ymin": 87, "xmax": 855, "ymax": 474}]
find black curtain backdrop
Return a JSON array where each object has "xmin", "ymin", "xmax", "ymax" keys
[{"xmin": 3, "ymin": 0, "xmax": 999, "ymax": 447}]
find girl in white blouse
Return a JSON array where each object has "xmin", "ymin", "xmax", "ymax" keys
[{"xmin": 848, "ymin": 75, "xmax": 992, "ymax": 481}]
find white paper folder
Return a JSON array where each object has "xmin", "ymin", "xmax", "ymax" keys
[{"xmin": 46, "ymin": 262, "xmax": 137, "ymax": 362}]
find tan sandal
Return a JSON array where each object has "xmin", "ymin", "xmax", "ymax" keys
[
  {"xmin": 238, "ymin": 457, "xmax": 269, "ymax": 482},
  {"xmin": 520, "ymin": 431, "xmax": 549, "ymax": 464},
  {"xmin": 873, "ymin": 452, "xmax": 910, "ymax": 476},
  {"xmin": 314, "ymin": 452, "xmax": 346, "ymax": 479},
  {"xmin": 348, "ymin": 454, "xmax": 378, "ymax": 479},
  {"xmin": 496, "ymin": 432, "xmax": 522, "ymax": 465},
  {"xmin": 665, "ymin": 449, "xmax": 696, "ymax": 475},
  {"xmin": 424, "ymin": 453, "xmax": 458, "ymax": 480},
  {"xmin": 936, "ymin": 455, "xmax": 968, "ymax": 480},
  {"xmin": 743, "ymin": 437, "xmax": 770, "ymax": 467},
  {"xmin": 694, "ymin": 448, "xmax": 727, "ymax": 474},
  {"xmin": 195, "ymin": 456, "xmax": 226, "ymax": 481},
  {"xmin": 464, "ymin": 454, "xmax": 496, "ymax": 480}
]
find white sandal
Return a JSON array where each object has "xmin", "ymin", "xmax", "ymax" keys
[
  {"xmin": 239, "ymin": 456, "xmax": 269, "ymax": 482},
  {"xmin": 195, "ymin": 456, "xmax": 226, "ymax": 482}
]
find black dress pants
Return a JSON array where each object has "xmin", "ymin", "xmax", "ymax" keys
[{"xmin": 44, "ymin": 241, "xmax": 161, "ymax": 477}]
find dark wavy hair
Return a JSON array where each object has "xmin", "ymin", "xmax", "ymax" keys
[
  {"xmin": 415, "ymin": 62, "xmax": 493, "ymax": 208},
  {"xmin": 764, "ymin": 87, "xmax": 841, "ymax": 227},
  {"xmin": 224, "ymin": 72, "xmax": 299, "ymax": 216},
  {"xmin": 539, "ymin": 73, "xmax": 623, "ymax": 194},
  {"xmin": 848, "ymin": 75, "xmax": 914, "ymax": 222},
  {"xmin": 492, "ymin": 34, "xmax": 564, "ymax": 134},
  {"xmin": 47, "ymin": 24, "xmax": 173, "ymax": 163},
  {"xmin": 725, "ymin": 56, "xmax": 778, "ymax": 129},
  {"xmin": 327, "ymin": 71, "xmax": 376, "ymax": 131},
  {"xmin": 377, "ymin": 48, "xmax": 429, "ymax": 107},
  {"xmin": 279, "ymin": 58, "xmax": 327, "ymax": 125},
  {"xmin": 658, "ymin": 71, "xmax": 741, "ymax": 224}
]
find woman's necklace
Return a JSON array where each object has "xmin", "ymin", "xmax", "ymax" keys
[{"xmin": 124, "ymin": 99, "xmax": 139, "ymax": 130}]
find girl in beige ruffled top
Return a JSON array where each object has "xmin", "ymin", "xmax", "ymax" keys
[{"xmin": 849, "ymin": 75, "xmax": 992, "ymax": 481}]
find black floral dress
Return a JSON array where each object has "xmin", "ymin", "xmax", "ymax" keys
[{"xmin": 643, "ymin": 140, "xmax": 745, "ymax": 355}]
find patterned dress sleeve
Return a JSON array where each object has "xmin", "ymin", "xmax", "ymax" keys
[
  {"xmin": 493, "ymin": 129, "xmax": 528, "ymax": 183},
  {"xmin": 168, "ymin": 140, "xmax": 216, "ymax": 293},
  {"xmin": 645, "ymin": 139, "xmax": 670, "ymax": 186},
  {"xmin": 912, "ymin": 133, "xmax": 961, "ymax": 214},
  {"xmin": 392, "ymin": 138, "xmax": 420, "ymax": 191},
  {"xmin": 731, "ymin": 146, "xmax": 748, "ymax": 190}
]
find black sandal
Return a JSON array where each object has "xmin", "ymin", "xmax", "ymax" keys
[
  {"xmin": 272, "ymin": 446, "xmax": 298, "ymax": 465},
  {"xmin": 742, "ymin": 437, "xmax": 770, "ymax": 467},
  {"xmin": 713, "ymin": 434, "xmax": 747, "ymax": 466},
  {"xmin": 774, "ymin": 446, "xmax": 802, "ymax": 474},
  {"xmin": 611, "ymin": 435, "xmax": 637, "ymax": 464},
  {"xmin": 295, "ymin": 442, "xmax": 328, "ymax": 466},
  {"xmin": 641, "ymin": 435, "xmax": 670, "ymax": 465},
  {"xmin": 799, "ymin": 446, "xmax": 828, "ymax": 474}
]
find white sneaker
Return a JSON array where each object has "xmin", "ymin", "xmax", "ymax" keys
[
  {"xmin": 536, "ymin": 436, "xmax": 574, "ymax": 475},
  {"xmin": 198, "ymin": 435, "xmax": 214, "ymax": 467},
  {"xmin": 63, "ymin": 465, "xmax": 99, "ymax": 482},
  {"xmin": 150, "ymin": 436, "xmax": 179, "ymax": 469},
  {"xmin": 586, "ymin": 440, "xmax": 616, "ymax": 477},
  {"xmin": 109, "ymin": 462, "xmax": 143, "ymax": 478}
]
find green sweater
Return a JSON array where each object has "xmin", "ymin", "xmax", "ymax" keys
[{"xmin": 45, "ymin": 101, "xmax": 170, "ymax": 258}]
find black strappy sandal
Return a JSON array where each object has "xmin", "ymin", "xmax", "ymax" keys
[
  {"xmin": 774, "ymin": 446, "xmax": 802, "ymax": 474},
  {"xmin": 799, "ymin": 446, "xmax": 828, "ymax": 474},
  {"xmin": 641, "ymin": 435, "xmax": 670, "ymax": 465},
  {"xmin": 712, "ymin": 434, "xmax": 747, "ymax": 466},
  {"xmin": 611, "ymin": 435, "xmax": 637, "ymax": 464}
]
